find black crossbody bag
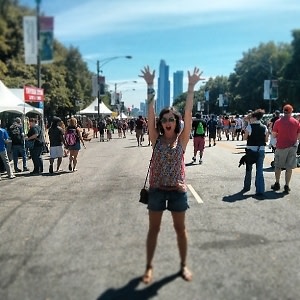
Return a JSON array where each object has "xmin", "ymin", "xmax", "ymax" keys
[{"xmin": 139, "ymin": 141, "xmax": 158, "ymax": 204}]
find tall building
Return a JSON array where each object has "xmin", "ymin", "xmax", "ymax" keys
[
  {"xmin": 157, "ymin": 60, "xmax": 170, "ymax": 113},
  {"xmin": 173, "ymin": 70, "xmax": 184, "ymax": 102}
]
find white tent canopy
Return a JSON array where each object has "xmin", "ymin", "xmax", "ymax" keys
[
  {"xmin": 0, "ymin": 80, "xmax": 42, "ymax": 114},
  {"xmin": 79, "ymin": 97, "xmax": 112, "ymax": 115},
  {"xmin": 117, "ymin": 112, "xmax": 128, "ymax": 119}
]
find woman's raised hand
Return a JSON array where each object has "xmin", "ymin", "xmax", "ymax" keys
[
  {"xmin": 188, "ymin": 67, "xmax": 204, "ymax": 89},
  {"xmin": 139, "ymin": 66, "xmax": 155, "ymax": 85}
]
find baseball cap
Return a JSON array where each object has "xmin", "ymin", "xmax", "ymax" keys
[{"xmin": 283, "ymin": 104, "xmax": 293, "ymax": 114}]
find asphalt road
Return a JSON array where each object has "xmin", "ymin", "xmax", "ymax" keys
[{"xmin": 0, "ymin": 132, "xmax": 300, "ymax": 300}]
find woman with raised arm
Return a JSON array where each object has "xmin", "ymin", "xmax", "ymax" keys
[{"xmin": 139, "ymin": 66, "xmax": 203, "ymax": 284}]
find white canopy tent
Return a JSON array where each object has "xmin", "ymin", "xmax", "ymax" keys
[
  {"xmin": 117, "ymin": 112, "xmax": 128, "ymax": 119},
  {"xmin": 79, "ymin": 97, "xmax": 113, "ymax": 115},
  {"xmin": 0, "ymin": 80, "xmax": 42, "ymax": 115}
]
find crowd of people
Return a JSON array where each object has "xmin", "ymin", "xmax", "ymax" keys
[
  {"xmin": 0, "ymin": 116, "xmax": 88, "ymax": 179},
  {"xmin": 1, "ymin": 108, "xmax": 299, "ymax": 181},
  {"xmin": 0, "ymin": 113, "xmax": 153, "ymax": 180}
]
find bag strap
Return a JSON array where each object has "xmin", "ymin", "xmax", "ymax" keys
[{"xmin": 143, "ymin": 139, "xmax": 158, "ymax": 188}]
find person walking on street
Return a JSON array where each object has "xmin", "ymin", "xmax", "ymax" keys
[
  {"xmin": 135, "ymin": 115, "xmax": 145, "ymax": 146},
  {"xmin": 207, "ymin": 115, "xmax": 218, "ymax": 147},
  {"xmin": 65, "ymin": 117, "xmax": 86, "ymax": 172},
  {"xmin": 242, "ymin": 109, "xmax": 269, "ymax": 198},
  {"xmin": 191, "ymin": 113, "xmax": 206, "ymax": 164},
  {"xmin": 48, "ymin": 117, "xmax": 65, "ymax": 173},
  {"xmin": 139, "ymin": 65, "xmax": 203, "ymax": 284},
  {"xmin": 26, "ymin": 118, "xmax": 43, "ymax": 175},
  {"xmin": 9, "ymin": 117, "xmax": 29, "ymax": 172},
  {"xmin": 0, "ymin": 119, "xmax": 15, "ymax": 180},
  {"xmin": 271, "ymin": 104, "xmax": 300, "ymax": 193}
]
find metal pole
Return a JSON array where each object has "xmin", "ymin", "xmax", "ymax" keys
[
  {"xmin": 115, "ymin": 83, "xmax": 120, "ymax": 116},
  {"xmin": 36, "ymin": 0, "xmax": 41, "ymax": 88},
  {"xmin": 97, "ymin": 60, "xmax": 100, "ymax": 120}
]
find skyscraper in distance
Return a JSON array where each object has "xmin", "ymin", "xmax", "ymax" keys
[
  {"xmin": 173, "ymin": 70, "xmax": 184, "ymax": 102},
  {"xmin": 157, "ymin": 59, "xmax": 170, "ymax": 113}
]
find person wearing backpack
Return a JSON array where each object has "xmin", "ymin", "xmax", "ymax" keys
[
  {"xmin": 191, "ymin": 113, "xmax": 207, "ymax": 164},
  {"xmin": 65, "ymin": 117, "xmax": 85, "ymax": 172},
  {"xmin": 9, "ymin": 117, "xmax": 29, "ymax": 173}
]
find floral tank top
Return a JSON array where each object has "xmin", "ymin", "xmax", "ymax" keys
[{"xmin": 149, "ymin": 138, "xmax": 186, "ymax": 192}]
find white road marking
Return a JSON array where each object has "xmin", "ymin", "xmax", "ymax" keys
[{"xmin": 187, "ymin": 184, "xmax": 204, "ymax": 204}]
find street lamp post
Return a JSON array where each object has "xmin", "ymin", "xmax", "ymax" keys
[
  {"xmin": 96, "ymin": 56, "xmax": 132, "ymax": 120},
  {"xmin": 36, "ymin": 0, "xmax": 41, "ymax": 88},
  {"xmin": 112, "ymin": 81, "xmax": 137, "ymax": 116},
  {"xmin": 118, "ymin": 88, "xmax": 136, "ymax": 117},
  {"xmin": 260, "ymin": 60, "xmax": 275, "ymax": 113}
]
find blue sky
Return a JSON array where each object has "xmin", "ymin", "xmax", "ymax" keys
[{"xmin": 20, "ymin": 0, "xmax": 300, "ymax": 109}]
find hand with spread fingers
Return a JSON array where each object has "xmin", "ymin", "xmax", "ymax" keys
[
  {"xmin": 139, "ymin": 65, "xmax": 155, "ymax": 85},
  {"xmin": 188, "ymin": 67, "xmax": 204, "ymax": 90}
]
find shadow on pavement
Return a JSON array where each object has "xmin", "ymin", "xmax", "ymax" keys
[
  {"xmin": 223, "ymin": 190, "xmax": 286, "ymax": 203},
  {"xmin": 96, "ymin": 272, "xmax": 179, "ymax": 300},
  {"xmin": 222, "ymin": 191, "xmax": 251, "ymax": 203}
]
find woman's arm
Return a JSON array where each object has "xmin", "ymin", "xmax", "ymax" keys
[
  {"xmin": 77, "ymin": 128, "xmax": 86, "ymax": 148},
  {"xmin": 139, "ymin": 66, "xmax": 159, "ymax": 146},
  {"xmin": 180, "ymin": 67, "xmax": 203, "ymax": 149}
]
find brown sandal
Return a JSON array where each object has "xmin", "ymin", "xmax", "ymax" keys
[
  {"xmin": 180, "ymin": 264, "xmax": 192, "ymax": 282},
  {"xmin": 141, "ymin": 265, "xmax": 153, "ymax": 284}
]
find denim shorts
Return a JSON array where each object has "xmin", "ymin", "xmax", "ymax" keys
[{"xmin": 147, "ymin": 188, "xmax": 189, "ymax": 212}]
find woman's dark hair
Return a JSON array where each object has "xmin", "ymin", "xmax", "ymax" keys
[
  {"xmin": 251, "ymin": 109, "xmax": 265, "ymax": 120},
  {"xmin": 50, "ymin": 116, "xmax": 61, "ymax": 128},
  {"xmin": 157, "ymin": 107, "xmax": 181, "ymax": 134}
]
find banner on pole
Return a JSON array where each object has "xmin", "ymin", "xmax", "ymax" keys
[
  {"xmin": 270, "ymin": 80, "xmax": 278, "ymax": 100},
  {"xmin": 98, "ymin": 76, "xmax": 105, "ymax": 96},
  {"xmin": 40, "ymin": 16, "xmax": 54, "ymax": 63},
  {"xmin": 92, "ymin": 75, "xmax": 98, "ymax": 97},
  {"xmin": 263, "ymin": 80, "xmax": 271, "ymax": 100},
  {"xmin": 204, "ymin": 91, "xmax": 209, "ymax": 102},
  {"xmin": 23, "ymin": 16, "xmax": 38, "ymax": 65},
  {"xmin": 264, "ymin": 80, "xmax": 278, "ymax": 100},
  {"xmin": 218, "ymin": 94, "xmax": 223, "ymax": 107}
]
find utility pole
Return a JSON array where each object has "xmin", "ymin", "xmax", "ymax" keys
[
  {"xmin": 97, "ymin": 60, "xmax": 100, "ymax": 119},
  {"xmin": 36, "ymin": 0, "xmax": 41, "ymax": 88}
]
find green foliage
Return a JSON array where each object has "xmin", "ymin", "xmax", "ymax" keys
[
  {"xmin": 173, "ymin": 35, "xmax": 300, "ymax": 115},
  {"xmin": 0, "ymin": 0, "xmax": 96, "ymax": 120}
]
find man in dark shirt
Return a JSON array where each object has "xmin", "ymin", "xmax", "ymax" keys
[
  {"xmin": 207, "ymin": 115, "xmax": 218, "ymax": 147},
  {"xmin": 48, "ymin": 116, "xmax": 65, "ymax": 173}
]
